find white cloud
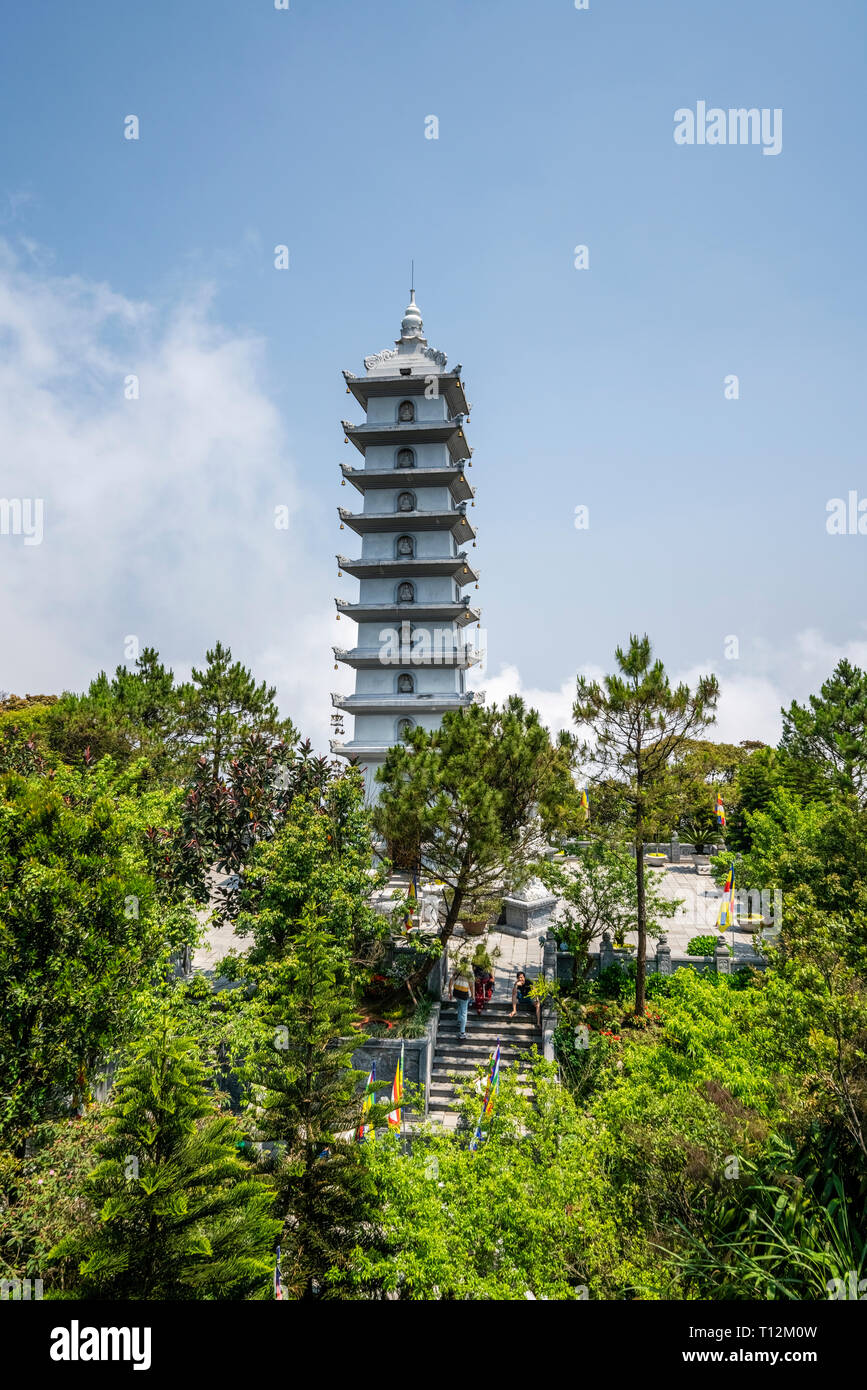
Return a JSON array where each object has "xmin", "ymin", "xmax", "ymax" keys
[
  {"xmin": 477, "ymin": 628, "xmax": 867, "ymax": 751},
  {"xmin": 0, "ymin": 243, "xmax": 337, "ymax": 749}
]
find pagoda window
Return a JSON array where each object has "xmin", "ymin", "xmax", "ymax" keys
[
  {"xmin": 397, "ymin": 491, "xmax": 416, "ymax": 513},
  {"xmin": 397, "ymin": 581, "xmax": 415, "ymax": 603},
  {"xmin": 396, "ymin": 534, "xmax": 414, "ymax": 557},
  {"xmin": 398, "ymin": 400, "xmax": 415, "ymax": 422},
  {"xmin": 396, "ymin": 717, "xmax": 415, "ymax": 741},
  {"xmin": 396, "ymin": 447, "xmax": 415, "ymax": 469},
  {"xmin": 397, "ymin": 673, "xmax": 414, "ymax": 693}
]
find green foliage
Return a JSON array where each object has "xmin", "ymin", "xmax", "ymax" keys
[
  {"xmin": 171, "ymin": 733, "xmax": 337, "ymax": 912},
  {"xmin": 0, "ymin": 765, "xmax": 197, "ymax": 1145},
  {"xmin": 728, "ymin": 745, "xmax": 779, "ymax": 850},
  {"xmin": 231, "ymin": 770, "xmax": 387, "ymax": 983},
  {"xmin": 49, "ymin": 1022, "xmax": 279, "ymax": 1300},
  {"xmin": 0, "ymin": 1110, "xmax": 107, "ymax": 1285},
  {"xmin": 723, "ymin": 788, "xmax": 867, "ymax": 916},
  {"xmin": 347, "ymin": 1060, "xmax": 668, "ymax": 1300},
  {"xmin": 0, "ymin": 704, "xmax": 57, "ymax": 777},
  {"xmin": 574, "ymin": 634, "xmax": 719, "ymax": 1014},
  {"xmin": 177, "ymin": 641, "xmax": 296, "ymax": 787},
  {"xmin": 686, "ymin": 935, "xmax": 726, "ymax": 956},
  {"xmin": 375, "ymin": 696, "xmax": 580, "ymax": 956},
  {"xmin": 243, "ymin": 915, "xmax": 391, "ymax": 1299},
  {"xmin": 663, "ymin": 738, "xmax": 750, "ymax": 851},
  {"xmin": 662, "ymin": 1130, "xmax": 867, "ymax": 1300},
  {"xmin": 541, "ymin": 839, "xmax": 679, "ymax": 979},
  {"xmin": 46, "ymin": 648, "xmax": 180, "ymax": 779},
  {"xmin": 780, "ymin": 658, "xmax": 867, "ymax": 806}
]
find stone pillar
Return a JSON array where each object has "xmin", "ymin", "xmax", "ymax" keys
[
  {"xmin": 714, "ymin": 939, "xmax": 731, "ymax": 975},
  {"xmin": 599, "ymin": 930, "xmax": 616, "ymax": 973},
  {"xmin": 669, "ymin": 832, "xmax": 681, "ymax": 864},
  {"xmin": 656, "ymin": 932, "xmax": 672, "ymax": 976}
]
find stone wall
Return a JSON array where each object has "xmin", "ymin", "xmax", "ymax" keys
[{"xmin": 350, "ymin": 1001, "xmax": 441, "ymax": 1115}]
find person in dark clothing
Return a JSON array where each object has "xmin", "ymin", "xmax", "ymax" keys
[{"xmin": 509, "ymin": 970, "xmax": 540, "ymax": 1028}]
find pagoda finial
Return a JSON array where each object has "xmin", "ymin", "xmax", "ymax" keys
[{"xmin": 400, "ymin": 287, "xmax": 424, "ymax": 340}]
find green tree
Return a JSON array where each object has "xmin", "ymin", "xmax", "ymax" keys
[
  {"xmin": 347, "ymin": 1058, "xmax": 666, "ymax": 1300},
  {"xmin": 539, "ymin": 838, "xmax": 679, "ymax": 983},
  {"xmin": 0, "ymin": 766, "xmax": 194, "ymax": 1147},
  {"xmin": 780, "ymin": 658, "xmax": 867, "ymax": 805},
  {"xmin": 178, "ymin": 641, "xmax": 295, "ymax": 788},
  {"xmin": 664, "ymin": 739, "xmax": 750, "ymax": 852},
  {"xmin": 375, "ymin": 697, "xmax": 580, "ymax": 963},
  {"xmin": 231, "ymin": 770, "xmax": 387, "ymax": 982},
  {"xmin": 244, "ymin": 913, "xmax": 390, "ymax": 1299},
  {"xmin": 726, "ymin": 787, "xmax": 867, "ymax": 917},
  {"xmin": 47, "ymin": 648, "xmax": 180, "ymax": 778},
  {"xmin": 728, "ymin": 744, "xmax": 779, "ymax": 850},
  {"xmin": 574, "ymin": 635, "xmax": 719, "ymax": 1016},
  {"xmin": 50, "ymin": 1023, "xmax": 279, "ymax": 1299}
]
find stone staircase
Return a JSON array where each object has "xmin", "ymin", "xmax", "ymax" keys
[{"xmin": 426, "ymin": 999, "xmax": 541, "ymax": 1131}]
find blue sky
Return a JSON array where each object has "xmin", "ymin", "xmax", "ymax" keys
[{"xmin": 1, "ymin": 0, "xmax": 865, "ymax": 749}]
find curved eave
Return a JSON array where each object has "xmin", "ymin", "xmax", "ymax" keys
[
  {"xmin": 336, "ymin": 553, "xmax": 480, "ymax": 586},
  {"xmin": 333, "ymin": 646, "xmax": 480, "ymax": 670},
  {"xmin": 340, "ymin": 463, "xmax": 474, "ymax": 504},
  {"xmin": 338, "ymin": 507, "xmax": 475, "ymax": 544},
  {"xmin": 332, "ymin": 693, "xmax": 476, "ymax": 714},
  {"xmin": 341, "ymin": 420, "xmax": 472, "ymax": 464},
  {"xmin": 331, "ymin": 740, "xmax": 402, "ymax": 759},
  {"xmin": 335, "ymin": 599, "xmax": 480, "ymax": 628},
  {"xmin": 343, "ymin": 369, "xmax": 470, "ymax": 417}
]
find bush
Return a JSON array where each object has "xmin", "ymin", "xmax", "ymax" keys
[
  {"xmin": 593, "ymin": 963, "xmax": 636, "ymax": 1003},
  {"xmin": 687, "ymin": 934, "xmax": 731, "ymax": 956}
]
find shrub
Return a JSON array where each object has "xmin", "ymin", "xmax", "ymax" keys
[{"xmin": 687, "ymin": 934, "xmax": 730, "ymax": 956}]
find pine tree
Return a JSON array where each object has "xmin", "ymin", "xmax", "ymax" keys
[
  {"xmin": 247, "ymin": 912, "xmax": 391, "ymax": 1299},
  {"xmin": 574, "ymin": 634, "xmax": 719, "ymax": 1015},
  {"xmin": 178, "ymin": 641, "xmax": 295, "ymax": 787},
  {"xmin": 50, "ymin": 1021, "xmax": 280, "ymax": 1300},
  {"xmin": 375, "ymin": 696, "xmax": 580, "ymax": 961}
]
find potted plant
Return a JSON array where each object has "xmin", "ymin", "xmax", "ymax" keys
[{"xmin": 459, "ymin": 895, "xmax": 499, "ymax": 936}]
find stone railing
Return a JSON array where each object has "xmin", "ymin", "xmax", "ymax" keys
[
  {"xmin": 539, "ymin": 933, "xmax": 558, "ymax": 1061},
  {"xmin": 591, "ymin": 930, "xmax": 767, "ymax": 977}
]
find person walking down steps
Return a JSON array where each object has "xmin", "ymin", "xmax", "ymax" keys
[{"xmin": 448, "ymin": 958, "xmax": 475, "ymax": 1041}]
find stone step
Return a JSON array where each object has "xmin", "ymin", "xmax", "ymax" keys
[
  {"xmin": 438, "ymin": 1009, "xmax": 539, "ymax": 1025},
  {"xmin": 429, "ymin": 1079, "xmax": 530, "ymax": 1099},
  {"xmin": 437, "ymin": 1024, "xmax": 539, "ymax": 1043},
  {"xmin": 433, "ymin": 1045, "xmax": 539, "ymax": 1066},
  {"xmin": 440, "ymin": 1000, "xmax": 531, "ymax": 1014},
  {"xmin": 439, "ymin": 1018, "xmax": 538, "ymax": 1030},
  {"xmin": 435, "ymin": 1046, "xmax": 537, "ymax": 1062}
]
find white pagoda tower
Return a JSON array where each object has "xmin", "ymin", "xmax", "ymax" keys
[{"xmin": 331, "ymin": 292, "xmax": 483, "ymax": 801}]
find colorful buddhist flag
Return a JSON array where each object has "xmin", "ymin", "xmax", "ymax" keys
[
  {"xmin": 387, "ymin": 1044, "xmax": 404, "ymax": 1131},
  {"xmin": 482, "ymin": 1042, "xmax": 501, "ymax": 1116},
  {"xmin": 580, "ymin": 788, "xmax": 589, "ymax": 813},
  {"xmin": 274, "ymin": 1245, "xmax": 283, "ymax": 1301},
  {"xmin": 470, "ymin": 1042, "xmax": 501, "ymax": 1151},
  {"xmin": 403, "ymin": 874, "xmax": 417, "ymax": 933},
  {"xmin": 715, "ymin": 793, "xmax": 726, "ymax": 831},
  {"xmin": 716, "ymin": 863, "xmax": 735, "ymax": 930},
  {"xmin": 357, "ymin": 1063, "xmax": 375, "ymax": 1141}
]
